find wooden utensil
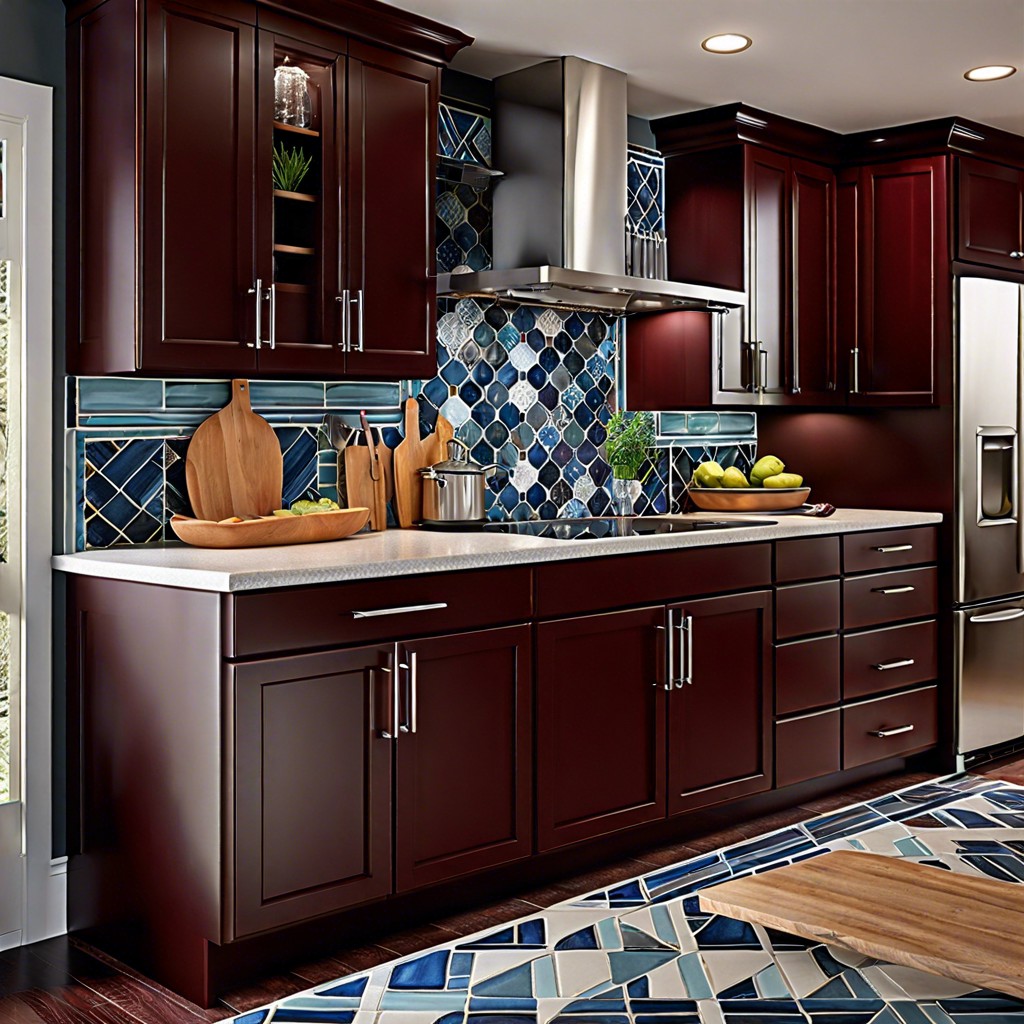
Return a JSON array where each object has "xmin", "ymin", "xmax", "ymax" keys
[
  {"xmin": 431, "ymin": 412, "xmax": 456, "ymax": 464},
  {"xmin": 393, "ymin": 397, "xmax": 432, "ymax": 527},
  {"xmin": 170, "ymin": 508, "xmax": 369, "ymax": 549},
  {"xmin": 698, "ymin": 849, "xmax": 1024, "ymax": 1000},
  {"xmin": 344, "ymin": 440, "xmax": 382, "ymax": 532},
  {"xmin": 185, "ymin": 379, "xmax": 283, "ymax": 521},
  {"xmin": 361, "ymin": 411, "xmax": 388, "ymax": 531}
]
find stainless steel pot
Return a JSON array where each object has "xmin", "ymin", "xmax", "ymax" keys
[{"xmin": 420, "ymin": 439, "xmax": 506, "ymax": 523}]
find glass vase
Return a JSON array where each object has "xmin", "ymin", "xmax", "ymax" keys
[{"xmin": 611, "ymin": 476, "xmax": 642, "ymax": 517}]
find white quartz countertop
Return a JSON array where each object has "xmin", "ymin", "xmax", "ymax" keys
[{"xmin": 51, "ymin": 509, "xmax": 943, "ymax": 593}]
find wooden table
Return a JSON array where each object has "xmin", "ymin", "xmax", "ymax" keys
[{"xmin": 698, "ymin": 850, "xmax": 1024, "ymax": 998}]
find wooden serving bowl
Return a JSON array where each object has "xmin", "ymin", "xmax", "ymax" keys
[
  {"xmin": 170, "ymin": 507, "xmax": 370, "ymax": 548},
  {"xmin": 688, "ymin": 486, "xmax": 811, "ymax": 512}
]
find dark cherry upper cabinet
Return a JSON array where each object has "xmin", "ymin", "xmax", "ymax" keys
[
  {"xmin": 67, "ymin": 0, "xmax": 469, "ymax": 377},
  {"xmin": 847, "ymin": 156, "xmax": 950, "ymax": 406},
  {"xmin": 535, "ymin": 607, "xmax": 667, "ymax": 852},
  {"xmin": 231, "ymin": 644, "xmax": 393, "ymax": 938},
  {"xmin": 666, "ymin": 590, "xmax": 772, "ymax": 814},
  {"xmin": 957, "ymin": 156, "xmax": 1024, "ymax": 273},
  {"xmin": 624, "ymin": 310, "xmax": 712, "ymax": 410},
  {"xmin": 394, "ymin": 625, "xmax": 532, "ymax": 892}
]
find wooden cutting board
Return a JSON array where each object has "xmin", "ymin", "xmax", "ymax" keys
[
  {"xmin": 431, "ymin": 413, "xmax": 455, "ymax": 464},
  {"xmin": 393, "ymin": 398, "xmax": 432, "ymax": 527},
  {"xmin": 698, "ymin": 849, "xmax": 1024, "ymax": 999},
  {"xmin": 344, "ymin": 444, "xmax": 386, "ymax": 531},
  {"xmin": 185, "ymin": 379, "xmax": 283, "ymax": 521}
]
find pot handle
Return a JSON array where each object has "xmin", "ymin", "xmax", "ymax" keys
[
  {"xmin": 421, "ymin": 468, "xmax": 447, "ymax": 488},
  {"xmin": 482, "ymin": 463, "xmax": 510, "ymax": 479}
]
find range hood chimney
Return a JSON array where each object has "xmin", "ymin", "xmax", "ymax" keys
[{"xmin": 437, "ymin": 56, "xmax": 744, "ymax": 314}]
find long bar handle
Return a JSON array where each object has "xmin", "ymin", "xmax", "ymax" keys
[
  {"xmin": 247, "ymin": 278, "xmax": 263, "ymax": 348},
  {"xmin": 678, "ymin": 614, "xmax": 693, "ymax": 687},
  {"xmin": 873, "ymin": 544, "xmax": 913, "ymax": 553},
  {"xmin": 969, "ymin": 607, "xmax": 1024, "ymax": 623},
  {"xmin": 869, "ymin": 724, "xmax": 914, "ymax": 738},
  {"xmin": 654, "ymin": 625, "xmax": 668, "ymax": 690},
  {"xmin": 353, "ymin": 290, "xmax": 364, "ymax": 353},
  {"xmin": 377, "ymin": 665, "xmax": 398, "ymax": 740},
  {"xmin": 850, "ymin": 346, "xmax": 860, "ymax": 393},
  {"xmin": 871, "ymin": 585, "xmax": 915, "ymax": 595},
  {"xmin": 336, "ymin": 289, "xmax": 350, "ymax": 351},
  {"xmin": 352, "ymin": 602, "xmax": 448, "ymax": 619},
  {"xmin": 267, "ymin": 282, "xmax": 277, "ymax": 350},
  {"xmin": 398, "ymin": 650, "xmax": 418, "ymax": 734},
  {"xmin": 759, "ymin": 343, "xmax": 768, "ymax": 394},
  {"xmin": 873, "ymin": 658, "xmax": 916, "ymax": 671}
]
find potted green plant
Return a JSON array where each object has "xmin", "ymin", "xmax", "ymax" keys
[
  {"xmin": 604, "ymin": 409, "xmax": 656, "ymax": 515},
  {"xmin": 272, "ymin": 141, "xmax": 313, "ymax": 194}
]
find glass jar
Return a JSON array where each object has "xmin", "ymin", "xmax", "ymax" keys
[{"xmin": 274, "ymin": 64, "xmax": 312, "ymax": 128}]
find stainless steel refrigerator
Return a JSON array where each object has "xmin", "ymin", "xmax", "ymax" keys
[{"xmin": 956, "ymin": 276, "xmax": 1024, "ymax": 760}]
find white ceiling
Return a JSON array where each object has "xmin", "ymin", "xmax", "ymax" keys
[{"xmin": 382, "ymin": 0, "xmax": 1024, "ymax": 135}]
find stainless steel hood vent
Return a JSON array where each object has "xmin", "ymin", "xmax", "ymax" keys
[{"xmin": 436, "ymin": 57, "xmax": 745, "ymax": 314}]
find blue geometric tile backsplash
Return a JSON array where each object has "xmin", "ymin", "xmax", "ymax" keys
[{"xmin": 66, "ymin": 103, "xmax": 753, "ymax": 549}]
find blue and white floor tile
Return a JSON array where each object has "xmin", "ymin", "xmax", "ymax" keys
[{"xmin": 231, "ymin": 774, "xmax": 1024, "ymax": 1024}]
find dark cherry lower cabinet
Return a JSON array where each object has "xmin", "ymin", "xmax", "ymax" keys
[{"xmin": 535, "ymin": 591, "xmax": 772, "ymax": 850}]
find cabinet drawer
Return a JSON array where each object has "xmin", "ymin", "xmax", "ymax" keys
[
  {"xmin": 535, "ymin": 543, "xmax": 771, "ymax": 618},
  {"xmin": 776, "ymin": 579, "xmax": 840, "ymax": 640},
  {"xmin": 776, "ymin": 709, "xmax": 840, "ymax": 788},
  {"xmin": 226, "ymin": 567, "xmax": 533, "ymax": 657},
  {"xmin": 843, "ymin": 567, "xmax": 937, "ymax": 630},
  {"xmin": 842, "ymin": 686, "xmax": 938, "ymax": 769},
  {"xmin": 843, "ymin": 620, "xmax": 938, "ymax": 700},
  {"xmin": 776, "ymin": 634, "xmax": 840, "ymax": 714},
  {"xmin": 843, "ymin": 527, "xmax": 937, "ymax": 573},
  {"xmin": 775, "ymin": 536, "xmax": 840, "ymax": 583}
]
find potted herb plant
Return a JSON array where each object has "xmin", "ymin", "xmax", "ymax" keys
[{"xmin": 604, "ymin": 409, "xmax": 656, "ymax": 515}]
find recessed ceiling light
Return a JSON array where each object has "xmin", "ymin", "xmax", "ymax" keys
[
  {"xmin": 701, "ymin": 33, "xmax": 752, "ymax": 54},
  {"xmin": 964, "ymin": 64, "xmax": 1017, "ymax": 82}
]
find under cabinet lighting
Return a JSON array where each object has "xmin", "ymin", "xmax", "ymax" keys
[
  {"xmin": 701, "ymin": 33, "xmax": 752, "ymax": 54},
  {"xmin": 964, "ymin": 65, "xmax": 1016, "ymax": 81}
]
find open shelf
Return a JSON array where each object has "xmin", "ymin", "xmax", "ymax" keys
[
  {"xmin": 273, "ymin": 120, "xmax": 320, "ymax": 138},
  {"xmin": 273, "ymin": 282, "xmax": 311, "ymax": 294},
  {"xmin": 274, "ymin": 243, "xmax": 316, "ymax": 255},
  {"xmin": 273, "ymin": 189, "xmax": 317, "ymax": 203}
]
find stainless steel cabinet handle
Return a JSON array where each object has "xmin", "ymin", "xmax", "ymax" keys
[
  {"xmin": 871, "ymin": 585, "xmax": 915, "ymax": 595},
  {"xmin": 354, "ymin": 289, "xmax": 364, "ymax": 352},
  {"xmin": 336, "ymin": 289, "xmax": 350, "ymax": 351},
  {"xmin": 873, "ymin": 658, "xmax": 916, "ymax": 671},
  {"xmin": 398, "ymin": 650, "xmax": 418, "ymax": 734},
  {"xmin": 377, "ymin": 665, "xmax": 398, "ymax": 740},
  {"xmin": 267, "ymin": 282, "xmax": 277, "ymax": 350},
  {"xmin": 873, "ymin": 544, "xmax": 913, "ymax": 553},
  {"xmin": 850, "ymin": 346, "xmax": 860, "ymax": 393},
  {"xmin": 351, "ymin": 602, "xmax": 448, "ymax": 619},
  {"xmin": 679, "ymin": 614, "xmax": 694, "ymax": 687},
  {"xmin": 247, "ymin": 278, "xmax": 263, "ymax": 349},
  {"xmin": 654, "ymin": 624, "xmax": 669, "ymax": 690},
  {"xmin": 1010, "ymin": 251, "xmax": 1024, "ymax": 260},
  {"xmin": 969, "ymin": 607, "xmax": 1024, "ymax": 623},
  {"xmin": 758, "ymin": 343, "xmax": 768, "ymax": 394},
  {"xmin": 869, "ymin": 724, "xmax": 914, "ymax": 738}
]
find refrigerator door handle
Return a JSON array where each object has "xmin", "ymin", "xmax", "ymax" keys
[{"xmin": 969, "ymin": 607, "xmax": 1024, "ymax": 624}]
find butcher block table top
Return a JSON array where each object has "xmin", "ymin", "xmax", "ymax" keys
[{"xmin": 698, "ymin": 850, "xmax": 1024, "ymax": 999}]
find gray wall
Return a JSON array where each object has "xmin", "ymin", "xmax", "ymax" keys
[{"xmin": 0, "ymin": 0, "xmax": 67, "ymax": 857}]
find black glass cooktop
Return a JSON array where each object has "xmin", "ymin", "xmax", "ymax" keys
[{"xmin": 420, "ymin": 516, "xmax": 775, "ymax": 540}]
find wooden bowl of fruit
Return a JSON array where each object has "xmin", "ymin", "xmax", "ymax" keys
[{"xmin": 688, "ymin": 456, "xmax": 810, "ymax": 512}]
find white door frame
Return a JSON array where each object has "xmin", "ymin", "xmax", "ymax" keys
[{"xmin": 0, "ymin": 74, "xmax": 60, "ymax": 947}]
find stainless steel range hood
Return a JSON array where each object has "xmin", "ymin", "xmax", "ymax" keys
[{"xmin": 436, "ymin": 56, "xmax": 745, "ymax": 314}]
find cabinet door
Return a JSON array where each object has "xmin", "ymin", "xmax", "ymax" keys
[
  {"xmin": 395, "ymin": 625, "xmax": 532, "ymax": 891},
  {"xmin": 854, "ymin": 156, "xmax": 949, "ymax": 406},
  {"xmin": 746, "ymin": 147, "xmax": 789, "ymax": 397},
  {"xmin": 231, "ymin": 645, "xmax": 392, "ymax": 938},
  {"xmin": 536, "ymin": 607, "xmax": 667, "ymax": 851},
  {"xmin": 141, "ymin": 0, "xmax": 258, "ymax": 373},
  {"xmin": 667, "ymin": 590, "xmax": 772, "ymax": 814},
  {"xmin": 625, "ymin": 310, "xmax": 712, "ymax": 410},
  {"xmin": 958, "ymin": 157, "xmax": 1024, "ymax": 272},
  {"xmin": 255, "ymin": 24, "xmax": 346, "ymax": 374},
  {"xmin": 789, "ymin": 158, "xmax": 836, "ymax": 403},
  {"xmin": 345, "ymin": 42, "xmax": 438, "ymax": 378}
]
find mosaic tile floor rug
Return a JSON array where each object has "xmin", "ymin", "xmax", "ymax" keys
[{"xmin": 233, "ymin": 774, "xmax": 1024, "ymax": 1024}]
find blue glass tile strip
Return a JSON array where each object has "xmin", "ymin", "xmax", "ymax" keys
[
  {"xmin": 438, "ymin": 102, "xmax": 492, "ymax": 166},
  {"xmin": 229, "ymin": 775, "xmax": 1024, "ymax": 1023},
  {"xmin": 627, "ymin": 145, "xmax": 666, "ymax": 234}
]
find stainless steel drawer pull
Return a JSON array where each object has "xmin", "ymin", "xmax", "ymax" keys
[
  {"xmin": 871, "ymin": 585, "xmax": 915, "ymax": 595},
  {"xmin": 352, "ymin": 602, "xmax": 448, "ymax": 619},
  {"xmin": 869, "ymin": 724, "xmax": 915, "ymax": 738},
  {"xmin": 969, "ymin": 608, "xmax": 1024, "ymax": 623},
  {"xmin": 873, "ymin": 658, "xmax": 916, "ymax": 671},
  {"xmin": 872, "ymin": 544, "xmax": 913, "ymax": 553}
]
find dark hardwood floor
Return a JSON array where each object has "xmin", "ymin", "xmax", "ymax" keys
[{"xmin": 1, "ymin": 761, "xmax": 1018, "ymax": 1022}]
